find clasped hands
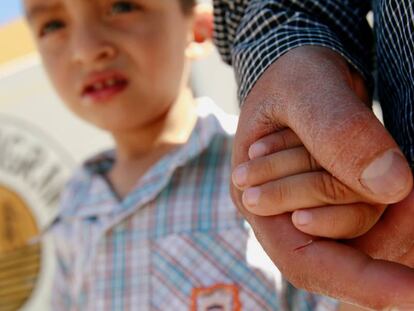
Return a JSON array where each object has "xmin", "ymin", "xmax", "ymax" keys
[{"xmin": 230, "ymin": 46, "xmax": 414, "ymax": 310}]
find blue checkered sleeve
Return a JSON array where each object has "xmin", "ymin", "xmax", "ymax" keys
[{"xmin": 213, "ymin": 0, "xmax": 374, "ymax": 102}]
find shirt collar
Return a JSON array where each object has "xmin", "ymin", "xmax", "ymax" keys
[{"xmin": 59, "ymin": 98, "xmax": 237, "ymax": 219}]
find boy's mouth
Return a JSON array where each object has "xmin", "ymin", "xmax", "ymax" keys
[{"xmin": 81, "ymin": 72, "xmax": 129, "ymax": 103}]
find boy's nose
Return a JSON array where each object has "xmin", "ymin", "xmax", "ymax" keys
[{"xmin": 71, "ymin": 25, "xmax": 117, "ymax": 66}]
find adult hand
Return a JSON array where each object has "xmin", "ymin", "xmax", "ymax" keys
[
  {"xmin": 231, "ymin": 46, "xmax": 414, "ymax": 309},
  {"xmin": 349, "ymin": 190, "xmax": 414, "ymax": 267}
]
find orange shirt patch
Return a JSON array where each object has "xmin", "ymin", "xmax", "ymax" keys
[{"xmin": 191, "ymin": 284, "xmax": 241, "ymax": 311}]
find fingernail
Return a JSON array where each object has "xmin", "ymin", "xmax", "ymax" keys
[
  {"xmin": 361, "ymin": 149, "xmax": 412, "ymax": 200},
  {"xmin": 233, "ymin": 165, "xmax": 247, "ymax": 188},
  {"xmin": 249, "ymin": 142, "xmax": 267, "ymax": 159},
  {"xmin": 243, "ymin": 187, "xmax": 261, "ymax": 207},
  {"xmin": 293, "ymin": 211, "xmax": 313, "ymax": 226}
]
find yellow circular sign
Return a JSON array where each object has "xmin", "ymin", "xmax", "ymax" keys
[{"xmin": 0, "ymin": 185, "xmax": 41, "ymax": 311}]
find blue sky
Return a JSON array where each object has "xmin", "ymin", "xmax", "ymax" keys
[{"xmin": 0, "ymin": 2, "xmax": 23, "ymax": 26}]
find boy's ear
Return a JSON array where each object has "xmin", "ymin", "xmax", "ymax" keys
[{"xmin": 186, "ymin": 4, "xmax": 214, "ymax": 60}]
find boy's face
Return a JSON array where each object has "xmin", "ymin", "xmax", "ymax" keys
[{"xmin": 24, "ymin": 0, "xmax": 194, "ymax": 132}]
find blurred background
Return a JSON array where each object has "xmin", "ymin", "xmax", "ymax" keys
[{"xmin": 0, "ymin": 2, "xmax": 238, "ymax": 310}]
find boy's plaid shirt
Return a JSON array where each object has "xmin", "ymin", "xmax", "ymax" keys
[{"xmin": 51, "ymin": 100, "xmax": 338, "ymax": 310}]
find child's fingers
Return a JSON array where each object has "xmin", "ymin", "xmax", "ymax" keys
[
  {"xmin": 241, "ymin": 171, "xmax": 367, "ymax": 216},
  {"xmin": 248, "ymin": 129, "xmax": 302, "ymax": 159},
  {"xmin": 292, "ymin": 203, "xmax": 386, "ymax": 239},
  {"xmin": 233, "ymin": 146, "xmax": 322, "ymax": 190}
]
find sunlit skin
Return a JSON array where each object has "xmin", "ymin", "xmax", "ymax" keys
[
  {"xmin": 23, "ymin": 0, "xmax": 201, "ymax": 196},
  {"xmin": 230, "ymin": 45, "xmax": 414, "ymax": 309}
]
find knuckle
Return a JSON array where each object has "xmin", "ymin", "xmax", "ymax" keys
[
  {"xmin": 257, "ymin": 98, "xmax": 285, "ymax": 131},
  {"xmin": 260, "ymin": 158, "xmax": 276, "ymax": 177},
  {"xmin": 352, "ymin": 207, "xmax": 371, "ymax": 236},
  {"xmin": 267, "ymin": 181, "xmax": 290, "ymax": 206},
  {"xmin": 279, "ymin": 130, "xmax": 290, "ymax": 150},
  {"xmin": 317, "ymin": 173, "xmax": 349, "ymax": 203},
  {"xmin": 325, "ymin": 205, "xmax": 374, "ymax": 239},
  {"xmin": 341, "ymin": 206, "xmax": 370, "ymax": 238},
  {"xmin": 248, "ymin": 159, "xmax": 274, "ymax": 184},
  {"xmin": 267, "ymin": 157, "xmax": 282, "ymax": 177},
  {"xmin": 305, "ymin": 149, "xmax": 320, "ymax": 171},
  {"xmin": 325, "ymin": 213, "xmax": 342, "ymax": 236},
  {"xmin": 242, "ymin": 162, "xmax": 253, "ymax": 181}
]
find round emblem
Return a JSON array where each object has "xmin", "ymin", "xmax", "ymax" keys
[
  {"xmin": 0, "ymin": 185, "xmax": 41, "ymax": 311},
  {"xmin": 0, "ymin": 115, "xmax": 74, "ymax": 310}
]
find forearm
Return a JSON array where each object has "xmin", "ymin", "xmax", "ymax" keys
[{"xmin": 213, "ymin": 0, "xmax": 373, "ymax": 102}]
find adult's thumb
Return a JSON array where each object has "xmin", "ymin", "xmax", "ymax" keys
[{"xmin": 239, "ymin": 46, "xmax": 412, "ymax": 204}]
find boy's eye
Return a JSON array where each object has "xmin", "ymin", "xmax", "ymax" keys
[
  {"xmin": 110, "ymin": 1, "xmax": 139, "ymax": 14},
  {"xmin": 40, "ymin": 20, "xmax": 65, "ymax": 37}
]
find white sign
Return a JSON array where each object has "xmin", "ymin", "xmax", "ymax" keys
[{"xmin": 0, "ymin": 116, "xmax": 73, "ymax": 311}]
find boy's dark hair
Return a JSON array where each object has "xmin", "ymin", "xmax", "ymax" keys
[{"xmin": 180, "ymin": 0, "xmax": 196, "ymax": 14}]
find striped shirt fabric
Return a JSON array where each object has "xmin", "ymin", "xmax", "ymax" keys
[
  {"xmin": 50, "ymin": 100, "xmax": 338, "ymax": 310},
  {"xmin": 213, "ymin": 0, "xmax": 414, "ymax": 169}
]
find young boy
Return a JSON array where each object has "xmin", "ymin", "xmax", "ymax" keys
[{"xmin": 23, "ymin": 0, "xmax": 363, "ymax": 309}]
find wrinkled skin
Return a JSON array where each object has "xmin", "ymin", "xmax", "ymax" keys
[{"xmin": 231, "ymin": 46, "xmax": 414, "ymax": 310}]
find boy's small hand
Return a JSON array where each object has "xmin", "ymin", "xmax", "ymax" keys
[{"xmin": 232, "ymin": 129, "xmax": 387, "ymax": 239}]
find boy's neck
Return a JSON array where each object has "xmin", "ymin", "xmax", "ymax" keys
[
  {"xmin": 107, "ymin": 88, "xmax": 197, "ymax": 199},
  {"xmin": 111, "ymin": 87, "xmax": 197, "ymax": 163}
]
